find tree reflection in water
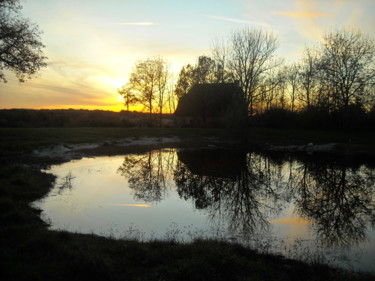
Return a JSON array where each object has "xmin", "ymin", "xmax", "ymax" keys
[
  {"xmin": 174, "ymin": 149, "xmax": 289, "ymax": 237},
  {"xmin": 291, "ymin": 157, "xmax": 375, "ymax": 246},
  {"xmin": 117, "ymin": 148, "xmax": 375, "ymax": 247},
  {"xmin": 117, "ymin": 149, "xmax": 176, "ymax": 202}
]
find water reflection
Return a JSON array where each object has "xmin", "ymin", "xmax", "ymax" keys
[
  {"xmin": 117, "ymin": 149, "xmax": 375, "ymax": 247},
  {"xmin": 117, "ymin": 150, "xmax": 176, "ymax": 202},
  {"xmin": 291, "ymin": 158, "xmax": 375, "ymax": 246},
  {"xmin": 174, "ymin": 150, "xmax": 289, "ymax": 236},
  {"xmin": 35, "ymin": 148, "xmax": 375, "ymax": 272}
]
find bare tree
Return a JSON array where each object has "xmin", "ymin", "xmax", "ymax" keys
[
  {"xmin": 298, "ymin": 47, "xmax": 319, "ymax": 107},
  {"xmin": 258, "ymin": 67, "xmax": 285, "ymax": 112},
  {"xmin": 284, "ymin": 64, "xmax": 301, "ymax": 112},
  {"xmin": 0, "ymin": 0, "xmax": 47, "ymax": 82},
  {"xmin": 154, "ymin": 57, "xmax": 169, "ymax": 126},
  {"xmin": 318, "ymin": 29, "xmax": 375, "ymax": 112},
  {"xmin": 166, "ymin": 78, "xmax": 177, "ymax": 113},
  {"xmin": 211, "ymin": 37, "xmax": 231, "ymax": 83},
  {"xmin": 227, "ymin": 28, "xmax": 280, "ymax": 115}
]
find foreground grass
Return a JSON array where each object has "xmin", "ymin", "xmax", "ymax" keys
[{"xmin": 1, "ymin": 127, "xmax": 375, "ymax": 280}]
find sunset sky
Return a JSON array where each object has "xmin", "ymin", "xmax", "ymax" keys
[{"xmin": 1, "ymin": 0, "xmax": 374, "ymax": 112}]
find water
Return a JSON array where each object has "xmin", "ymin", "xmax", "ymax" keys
[{"xmin": 32, "ymin": 148, "xmax": 375, "ymax": 273}]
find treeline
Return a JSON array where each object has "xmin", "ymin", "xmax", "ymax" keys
[
  {"xmin": 252, "ymin": 106, "xmax": 375, "ymax": 130},
  {"xmin": 119, "ymin": 27, "xmax": 375, "ymax": 130},
  {"xmin": 0, "ymin": 109, "xmax": 173, "ymax": 128},
  {"xmin": 1, "ymin": 107, "xmax": 374, "ymax": 130}
]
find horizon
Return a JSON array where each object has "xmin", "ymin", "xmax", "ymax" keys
[{"xmin": 1, "ymin": 0, "xmax": 375, "ymax": 112}]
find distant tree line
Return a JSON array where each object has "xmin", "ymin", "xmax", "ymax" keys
[
  {"xmin": 0, "ymin": 109, "xmax": 174, "ymax": 128},
  {"xmin": 120, "ymin": 28, "xmax": 375, "ymax": 130}
]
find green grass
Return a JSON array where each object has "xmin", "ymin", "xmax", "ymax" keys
[{"xmin": 1, "ymin": 127, "xmax": 375, "ymax": 280}]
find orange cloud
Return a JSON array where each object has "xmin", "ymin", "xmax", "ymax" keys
[
  {"xmin": 272, "ymin": 11, "xmax": 334, "ymax": 18},
  {"xmin": 269, "ymin": 218, "xmax": 313, "ymax": 225},
  {"xmin": 112, "ymin": 204, "xmax": 151, "ymax": 207}
]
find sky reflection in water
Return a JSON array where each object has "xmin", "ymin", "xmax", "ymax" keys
[{"xmin": 33, "ymin": 148, "xmax": 375, "ymax": 273}]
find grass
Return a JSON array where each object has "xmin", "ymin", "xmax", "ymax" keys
[
  {"xmin": 1, "ymin": 127, "xmax": 375, "ymax": 280},
  {"xmin": 1, "ymin": 127, "xmax": 375, "ymax": 153}
]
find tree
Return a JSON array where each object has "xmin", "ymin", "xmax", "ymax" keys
[
  {"xmin": 124, "ymin": 57, "xmax": 169, "ymax": 121},
  {"xmin": 0, "ymin": 0, "xmax": 47, "ymax": 82},
  {"xmin": 175, "ymin": 64, "xmax": 194, "ymax": 100},
  {"xmin": 318, "ymin": 29, "xmax": 375, "ymax": 113},
  {"xmin": 154, "ymin": 57, "xmax": 169, "ymax": 126},
  {"xmin": 211, "ymin": 37, "xmax": 231, "ymax": 83},
  {"xmin": 215, "ymin": 28, "xmax": 280, "ymax": 115},
  {"xmin": 174, "ymin": 56, "xmax": 218, "ymax": 100},
  {"xmin": 193, "ymin": 56, "xmax": 216, "ymax": 84},
  {"xmin": 258, "ymin": 67, "xmax": 286, "ymax": 112},
  {"xmin": 117, "ymin": 84, "xmax": 138, "ymax": 112},
  {"xmin": 128, "ymin": 58, "xmax": 158, "ymax": 115},
  {"xmin": 298, "ymin": 48, "xmax": 318, "ymax": 107},
  {"xmin": 166, "ymin": 79, "xmax": 177, "ymax": 113},
  {"xmin": 284, "ymin": 63, "xmax": 301, "ymax": 112}
]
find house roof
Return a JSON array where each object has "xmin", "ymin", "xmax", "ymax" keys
[{"xmin": 174, "ymin": 83, "xmax": 245, "ymax": 118}]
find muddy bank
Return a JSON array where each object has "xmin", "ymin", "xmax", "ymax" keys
[
  {"xmin": 32, "ymin": 135, "xmax": 373, "ymax": 163},
  {"xmin": 32, "ymin": 136, "xmax": 243, "ymax": 160}
]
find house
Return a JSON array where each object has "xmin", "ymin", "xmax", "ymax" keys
[{"xmin": 174, "ymin": 83, "xmax": 248, "ymax": 127}]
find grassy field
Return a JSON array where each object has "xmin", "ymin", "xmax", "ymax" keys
[
  {"xmin": 2, "ymin": 127, "xmax": 375, "ymax": 152},
  {"xmin": 1, "ymin": 127, "xmax": 375, "ymax": 281}
]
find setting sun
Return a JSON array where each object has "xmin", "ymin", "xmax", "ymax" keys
[
  {"xmin": 1, "ymin": 0, "xmax": 374, "ymax": 113},
  {"xmin": 2, "ymin": 1, "xmax": 375, "ymax": 278}
]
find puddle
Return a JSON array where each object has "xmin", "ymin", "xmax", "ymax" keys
[{"xmin": 33, "ymin": 148, "xmax": 375, "ymax": 273}]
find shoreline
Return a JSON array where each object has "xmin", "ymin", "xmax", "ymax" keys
[{"xmin": 2, "ymin": 127, "xmax": 375, "ymax": 280}]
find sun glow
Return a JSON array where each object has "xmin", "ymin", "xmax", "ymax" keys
[
  {"xmin": 112, "ymin": 204, "xmax": 151, "ymax": 208},
  {"xmin": 269, "ymin": 218, "xmax": 313, "ymax": 225},
  {"xmin": 109, "ymin": 78, "xmax": 128, "ymax": 90}
]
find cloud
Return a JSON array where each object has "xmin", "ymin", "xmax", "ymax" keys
[
  {"xmin": 19, "ymin": 78, "xmax": 111, "ymax": 97},
  {"xmin": 269, "ymin": 218, "xmax": 313, "ymax": 225},
  {"xmin": 113, "ymin": 22, "xmax": 156, "ymax": 26},
  {"xmin": 206, "ymin": 15, "xmax": 270, "ymax": 28},
  {"xmin": 112, "ymin": 204, "xmax": 151, "ymax": 207},
  {"xmin": 272, "ymin": 11, "xmax": 334, "ymax": 18}
]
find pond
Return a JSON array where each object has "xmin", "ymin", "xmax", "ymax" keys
[{"xmin": 32, "ymin": 148, "xmax": 375, "ymax": 273}]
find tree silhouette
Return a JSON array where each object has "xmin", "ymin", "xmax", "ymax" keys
[
  {"xmin": 174, "ymin": 150, "xmax": 288, "ymax": 237},
  {"xmin": 117, "ymin": 150, "xmax": 175, "ymax": 202},
  {"xmin": 175, "ymin": 56, "xmax": 219, "ymax": 100},
  {"xmin": 0, "ymin": 0, "xmax": 47, "ymax": 82},
  {"xmin": 118, "ymin": 148, "xmax": 375, "ymax": 247},
  {"xmin": 117, "ymin": 84, "xmax": 138, "ymax": 112},
  {"xmin": 123, "ymin": 58, "xmax": 169, "ymax": 116},
  {"xmin": 318, "ymin": 30, "xmax": 375, "ymax": 113},
  {"xmin": 292, "ymin": 159, "xmax": 375, "ymax": 246},
  {"xmin": 211, "ymin": 28, "xmax": 281, "ymax": 115}
]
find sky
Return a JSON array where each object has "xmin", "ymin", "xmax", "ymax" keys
[{"xmin": 1, "ymin": 0, "xmax": 374, "ymax": 112}]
